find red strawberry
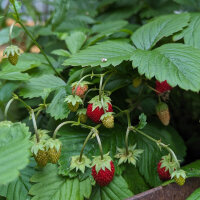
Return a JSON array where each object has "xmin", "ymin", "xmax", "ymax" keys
[
  {"xmin": 72, "ymin": 81, "xmax": 89, "ymax": 98},
  {"xmin": 92, "ymin": 161, "xmax": 115, "ymax": 187},
  {"xmin": 87, "ymin": 95, "xmax": 113, "ymax": 123},
  {"xmin": 157, "ymin": 160, "xmax": 171, "ymax": 181},
  {"xmin": 156, "ymin": 80, "xmax": 172, "ymax": 94}
]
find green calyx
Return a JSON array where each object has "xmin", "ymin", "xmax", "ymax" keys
[
  {"xmin": 100, "ymin": 112, "xmax": 114, "ymax": 120},
  {"xmin": 70, "ymin": 155, "xmax": 91, "ymax": 173},
  {"xmin": 115, "ymin": 145, "xmax": 143, "ymax": 166},
  {"xmin": 45, "ymin": 138, "xmax": 62, "ymax": 152},
  {"xmin": 71, "ymin": 81, "xmax": 91, "ymax": 87},
  {"xmin": 77, "ymin": 108, "xmax": 87, "ymax": 115},
  {"xmin": 3, "ymin": 45, "xmax": 20, "ymax": 57},
  {"xmin": 171, "ymin": 169, "xmax": 186, "ymax": 179},
  {"xmin": 64, "ymin": 95, "xmax": 83, "ymax": 106},
  {"xmin": 89, "ymin": 95, "xmax": 111, "ymax": 111},
  {"xmin": 31, "ymin": 129, "xmax": 50, "ymax": 143},
  {"xmin": 156, "ymin": 102, "xmax": 169, "ymax": 112},
  {"xmin": 31, "ymin": 141, "xmax": 46, "ymax": 155},
  {"xmin": 160, "ymin": 154, "xmax": 178, "ymax": 174},
  {"xmin": 91, "ymin": 152, "xmax": 112, "ymax": 173}
]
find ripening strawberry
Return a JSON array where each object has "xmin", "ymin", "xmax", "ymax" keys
[
  {"xmin": 92, "ymin": 153, "xmax": 115, "ymax": 187},
  {"xmin": 156, "ymin": 102, "xmax": 170, "ymax": 126},
  {"xmin": 174, "ymin": 176, "xmax": 185, "ymax": 186},
  {"xmin": 156, "ymin": 80, "xmax": 172, "ymax": 94},
  {"xmin": 71, "ymin": 81, "xmax": 89, "ymax": 98},
  {"xmin": 77, "ymin": 109, "xmax": 88, "ymax": 123},
  {"xmin": 157, "ymin": 160, "xmax": 171, "ymax": 181},
  {"xmin": 87, "ymin": 96, "xmax": 113, "ymax": 123},
  {"xmin": 171, "ymin": 170, "xmax": 186, "ymax": 186}
]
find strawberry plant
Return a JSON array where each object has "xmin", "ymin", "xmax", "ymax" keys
[{"xmin": 0, "ymin": 0, "xmax": 200, "ymax": 199}]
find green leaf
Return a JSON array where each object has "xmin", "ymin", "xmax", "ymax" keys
[
  {"xmin": 186, "ymin": 187, "xmax": 200, "ymax": 200},
  {"xmin": 90, "ymin": 176, "xmax": 133, "ymax": 200},
  {"xmin": 65, "ymin": 31, "xmax": 87, "ymax": 54},
  {"xmin": 46, "ymin": 88, "xmax": 70, "ymax": 120},
  {"xmin": 51, "ymin": 49, "xmax": 71, "ymax": 57},
  {"xmin": 91, "ymin": 20, "xmax": 128, "ymax": 35},
  {"xmin": 131, "ymin": 43, "xmax": 200, "ymax": 92},
  {"xmin": 64, "ymin": 40, "xmax": 135, "ymax": 67},
  {"xmin": 0, "ymin": 71, "xmax": 30, "ymax": 81},
  {"xmin": 19, "ymin": 75, "xmax": 66, "ymax": 99},
  {"xmin": 1, "ymin": 53, "xmax": 42, "ymax": 72},
  {"xmin": 174, "ymin": 13, "xmax": 200, "ymax": 49},
  {"xmin": 0, "ymin": 158, "xmax": 36, "ymax": 200},
  {"xmin": 138, "ymin": 113, "xmax": 147, "ymax": 129},
  {"xmin": 0, "ymin": 27, "xmax": 21, "ymax": 45},
  {"xmin": 0, "ymin": 121, "xmax": 31, "ymax": 184},
  {"xmin": 135, "ymin": 122, "xmax": 186, "ymax": 187},
  {"xmin": 123, "ymin": 165, "xmax": 150, "ymax": 194},
  {"xmin": 29, "ymin": 164, "xmax": 92, "ymax": 200},
  {"xmin": 131, "ymin": 13, "xmax": 190, "ymax": 50}
]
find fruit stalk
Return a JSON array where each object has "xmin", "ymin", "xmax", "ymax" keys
[
  {"xmin": 79, "ymin": 130, "xmax": 94, "ymax": 162},
  {"xmin": 9, "ymin": 22, "xmax": 15, "ymax": 45},
  {"xmin": 31, "ymin": 110, "xmax": 40, "ymax": 143},
  {"xmin": 125, "ymin": 111, "xmax": 131, "ymax": 155},
  {"xmin": 10, "ymin": 1, "xmax": 63, "ymax": 80},
  {"xmin": 93, "ymin": 129, "xmax": 104, "ymax": 160},
  {"xmin": 132, "ymin": 127, "xmax": 180, "ymax": 168},
  {"xmin": 4, "ymin": 98, "xmax": 14, "ymax": 120},
  {"xmin": 53, "ymin": 121, "xmax": 75, "ymax": 139}
]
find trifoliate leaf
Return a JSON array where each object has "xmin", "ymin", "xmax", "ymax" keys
[
  {"xmin": 131, "ymin": 43, "xmax": 200, "ymax": 92},
  {"xmin": 64, "ymin": 40, "xmax": 135, "ymax": 67},
  {"xmin": 29, "ymin": 164, "xmax": 92, "ymax": 200},
  {"xmin": 0, "ymin": 121, "xmax": 31, "ymax": 184},
  {"xmin": 131, "ymin": 13, "xmax": 190, "ymax": 50}
]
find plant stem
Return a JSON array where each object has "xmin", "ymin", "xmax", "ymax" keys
[
  {"xmin": 93, "ymin": 129, "xmax": 104, "ymax": 160},
  {"xmin": 4, "ymin": 98, "xmax": 14, "ymax": 120},
  {"xmin": 31, "ymin": 110, "xmax": 40, "ymax": 143},
  {"xmin": 132, "ymin": 127, "xmax": 180, "ymax": 168},
  {"xmin": 53, "ymin": 121, "xmax": 74, "ymax": 139},
  {"xmin": 146, "ymin": 84, "xmax": 160, "ymax": 94},
  {"xmin": 11, "ymin": 1, "xmax": 63, "ymax": 80},
  {"xmin": 9, "ymin": 22, "xmax": 15, "ymax": 45},
  {"xmin": 125, "ymin": 127, "xmax": 130, "ymax": 155},
  {"xmin": 82, "ymin": 88, "xmax": 99, "ymax": 105},
  {"xmin": 125, "ymin": 111, "xmax": 132, "ymax": 155},
  {"xmin": 99, "ymin": 74, "xmax": 104, "ymax": 101},
  {"xmin": 101, "ymin": 72, "xmax": 114, "ymax": 91},
  {"xmin": 79, "ymin": 130, "xmax": 94, "ymax": 162},
  {"xmin": 13, "ymin": 93, "xmax": 32, "ymax": 112}
]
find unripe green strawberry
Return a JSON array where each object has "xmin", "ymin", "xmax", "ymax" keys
[
  {"xmin": 132, "ymin": 77, "xmax": 142, "ymax": 88},
  {"xmin": 31, "ymin": 141, "xmax": 48, "ymax": 167},
  {"xmin": 68, "ymin": 102, "xmax": 80, "ymax": 112},
  {"xmin": 156, "ymin": 102, "xmax": 170, "ymax": 126},
  {"xmin": 3, "ymin": 45, "xmax": 20, "ymax": 65},
  {"xmin": 101, "ymin": 112, "xmax": 114, "ymax": 128},
  {"xmin": 8, "ymin": 53, "xmax": 18, "ymax": 65},
  {"xmin": 171, "ymin": 169, "xmax": 186, "ymax": 186},
  {"xmin": 45, "ymin": 139, "xmax": 62, "ymax": 164},
  {"xmin": 34, "ymin": 149, "xmax": 48, "ymax": 167},
  {"xmin": 174, "ymin": 176, "xmax": 185, "ymax": 186},
  {"xmin": 77, "ymin": 109, "xmax": 87, "ymax": 123},
  {"xmin": 65, "ymin": 95, "xmax": 83, "ymax": 112}
]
